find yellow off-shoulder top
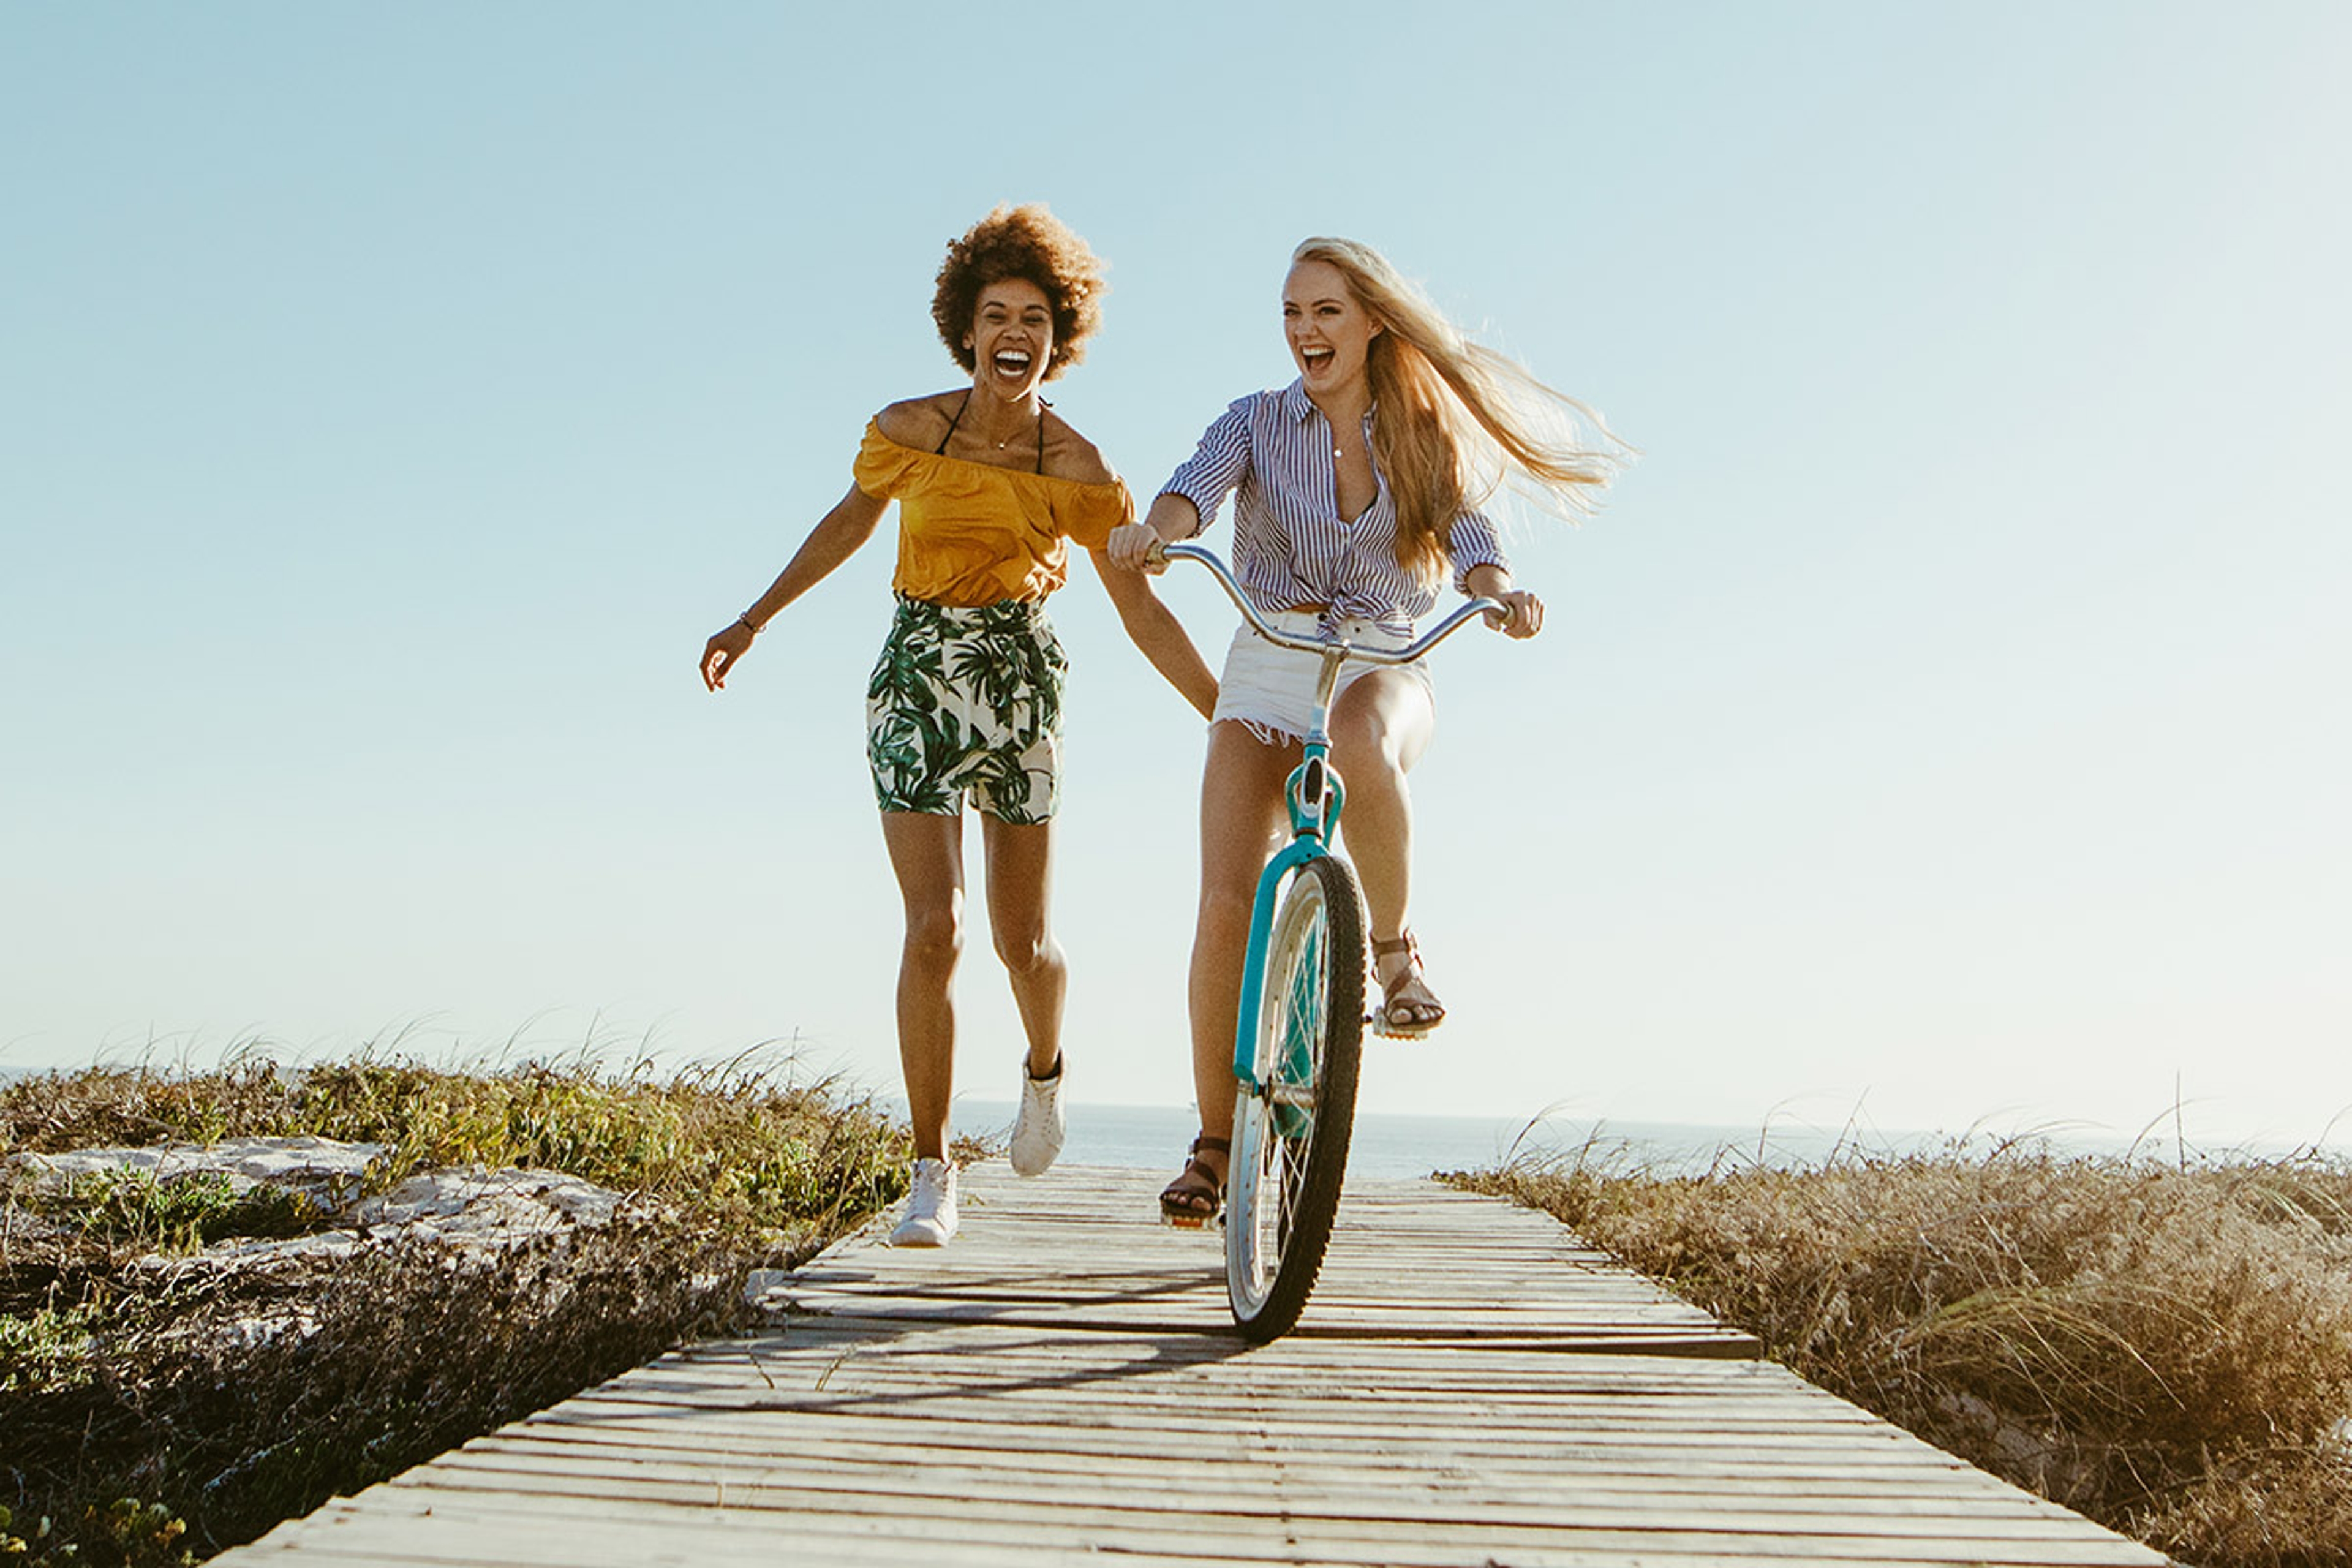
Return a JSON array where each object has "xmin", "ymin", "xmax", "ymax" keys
[{"xmin": 851, "ymin": 421, "xmax": 1136, "ymax": 606}]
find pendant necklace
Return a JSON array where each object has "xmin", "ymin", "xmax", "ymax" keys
[{"xmin": 998, "ymin": 401, "xmax": 1047, "ymax": 448}]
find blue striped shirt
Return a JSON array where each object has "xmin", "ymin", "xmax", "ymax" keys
[{"xmin": 1159, "ymin": 380, "xmax": 1509, "ymax": 633}]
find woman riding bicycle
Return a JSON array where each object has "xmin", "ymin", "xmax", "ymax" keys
[
  {"xmin": 703, "ymin": 204, "xmax": 1213, "ymax": 1248},
  {"xmin": 1106, "ymin": 236, "xmax": 1629, "ymax": 1223}
]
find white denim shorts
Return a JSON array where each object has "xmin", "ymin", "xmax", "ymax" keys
[{"xmin": 1212, "ymin": 609, "xmax": 1434, "ymax": 745}]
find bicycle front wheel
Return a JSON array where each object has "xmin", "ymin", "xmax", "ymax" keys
[{"xmin": 1226, "ymin": 852, "xmax": 1366, "ymax": 1343}]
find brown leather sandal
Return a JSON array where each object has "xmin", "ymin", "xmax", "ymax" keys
[
  {"xmin": 1158, "ymin": 1135, "xmax": 1229, "ymax": 1227},
  {"xmin": 1372, "ymin": 930, "xmax": 1446, "ymax": 1039}
]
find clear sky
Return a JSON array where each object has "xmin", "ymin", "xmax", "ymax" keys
[{"xmin": 6, "ymin": 2, "xmax": 2346, "ymax": 1149}]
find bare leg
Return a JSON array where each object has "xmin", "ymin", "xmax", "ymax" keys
[
  {"xmin": 1328, "ymin": 669, "xmax": 1438, "ymax": 1020},
  {"xmin": 880, "ymin": 811, "xmax": 966, "ymax": 1162},
  {"xmin": 979, "ymin": 815, "xmax": 1066, "ymax": 1079},
  {"xmin": 1183, "ymin": 720, "xmax": 1297, "ymax": 1191}
]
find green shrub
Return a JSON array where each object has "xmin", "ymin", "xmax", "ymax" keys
[{"xmin": 1, "ymin": 1306, "xmax": 99, "ymax": 1393}]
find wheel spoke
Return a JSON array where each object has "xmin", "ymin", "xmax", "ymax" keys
[{"xmin": 1226, "ymin": 855, "xmax": 1366, "ymax": 1341}]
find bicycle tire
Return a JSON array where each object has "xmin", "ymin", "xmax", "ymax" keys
[{"xmin": 1225, "ymin": 852, "xmax": 1366, "ymax": 1343}]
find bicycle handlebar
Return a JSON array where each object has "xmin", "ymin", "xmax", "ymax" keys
[{"xmin": 1153, "ymin": 541, "xmax": 1504, "ymax": 665}]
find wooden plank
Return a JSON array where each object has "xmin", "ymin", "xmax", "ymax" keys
[
  {"xmin": 473, "ymin": 1425, "xmax": 2061, "ymax": 1504},
  {"xmin": 274, "ymin": 1477, "xmax": 2172, "ymax": 1567},
  {"xmin": 211, "ymin": 1163, "xmax": 2168, "ymax": 1568},
  {"xmin": 418, "ymin": 1445, "xmax": 2138, "ymax": 1538},
  {"xmin": 219, "ymin": 1491, "xmax": 2130, "ymax": 1568}
]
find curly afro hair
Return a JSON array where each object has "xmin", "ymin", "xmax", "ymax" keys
[{"xmin": 932, "ymin": 203, "xmax": 1107, "ymax": 381}]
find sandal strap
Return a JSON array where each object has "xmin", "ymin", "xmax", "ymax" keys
[
  {"xmin": 1190, "ymin": 1135, "xmax": 1231, "ymax": 1155},
  {"xmin": 1372, "ymin": 929, "xmax": 1445, "ymax": 1033},
  {"xmin": 1162, "ymin": 1146, "xmax": 1226, "ymax": 1215}
]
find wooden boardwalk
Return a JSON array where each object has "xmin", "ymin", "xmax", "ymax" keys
[{"xmin": 218, "ymin": 1163, "xmax": 2171, "ymax": 1567}]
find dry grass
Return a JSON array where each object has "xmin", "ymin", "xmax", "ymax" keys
[
  {"xmin": 0, "ymin": 1047, "xmax": 928, "ymax": 1565},
  {"xmin": 1455, "ymin": 1137, "xmax": 2352, "ymax": 1568}
]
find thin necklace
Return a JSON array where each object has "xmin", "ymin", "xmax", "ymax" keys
[
  {"xmin": 995, "ymin": 404, "xmax": 1044, "ymax": 448},
  {"xmin": 1329, "ymin": 405, "xmax": 1366, "ymax": 461}
]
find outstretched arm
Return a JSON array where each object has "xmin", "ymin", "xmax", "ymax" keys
[
  {"xmin": 1090, "ymin": 544, "xmax": 1218, "ymax": 719},
  {"xmin": 700, "ymin": 482, "xmax": 889, "ymax": 690}
]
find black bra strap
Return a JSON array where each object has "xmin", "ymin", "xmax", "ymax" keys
[{"xmin": 935, "ymin": 390, "xmax": 973, "ymax": 455}]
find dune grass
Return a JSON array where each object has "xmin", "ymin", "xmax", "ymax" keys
[
  {"xmin": 0, "ymin": 1046, "xmax": 927, "ymax": 1566},
  {"xmin": 1454, "ymin": 1134, "xmax": 2352, "ymax": 1568}
]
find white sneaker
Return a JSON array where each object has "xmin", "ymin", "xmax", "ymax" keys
[
  {"xmin": 1009, "ymin": 1055, "xmax": 1066, "ymax": 1177},
  {"xmin": 888, "ymin": 1158, "xmax": 958, "ymax": 1246}
]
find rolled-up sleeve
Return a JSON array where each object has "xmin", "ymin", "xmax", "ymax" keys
[
  {"xmin": 1446, "ymin": 507, "xmax": 1510, "ymax": 594},
  {"xmin": 1158, "ymin": 400, "xmax": 1255, "ymax": 538}
]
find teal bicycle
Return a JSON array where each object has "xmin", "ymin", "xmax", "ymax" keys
[{"xmin": 1159, "ymin": 543, "xmax": 1503, "ymax": 1343}]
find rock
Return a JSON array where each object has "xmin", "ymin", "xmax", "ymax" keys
[
  {"xmin": 6, "ymin": 1137, "xmax": 655, "ymax": 1363},
  {"xmin": 187, "ymin": 1229, "xmax": 369, "ymax": 1266},
  {"xmin": 5, "ymin": 1139, "xmax": 639, "ymax": 1273},
  {"xmin": 349, "ymin": 1167, "xmax": 635, "ymax": 1246},
  {"xmin": 4, "ymin": 1136, "xmax": 386, "ymax": 1211}
]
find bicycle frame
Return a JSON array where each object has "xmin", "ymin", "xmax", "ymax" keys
[{"xmin": 1156, "ymin": 542, "xmax": 1499, "ymax": 1088}]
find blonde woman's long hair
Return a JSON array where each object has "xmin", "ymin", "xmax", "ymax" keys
[{"xmin": 1292, "ymin": 236, "xmax": 1632, "ymax": 585}]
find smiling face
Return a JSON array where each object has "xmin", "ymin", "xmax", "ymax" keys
[
  {"xmin": 964, "ymin": 277, "xmax": 1055, "ymax": 400},
  {"xmin": 1283, "ymin": 259, "xmax": 1382, "ymax": 394}
]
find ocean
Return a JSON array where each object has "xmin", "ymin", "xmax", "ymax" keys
[{"xmin": 947, "ymin": 1100, "xmax": 1931, "ymax": 1181}]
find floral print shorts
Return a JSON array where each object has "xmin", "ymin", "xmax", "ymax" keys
[{"xmin": 865, "ymin": 596, "xmax": 1068, "ymax": 824}]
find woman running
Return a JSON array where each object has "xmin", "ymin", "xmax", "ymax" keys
[{"xmin": 704, "ymin": 205, "xmax": 1213, "ymax": 1245}]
